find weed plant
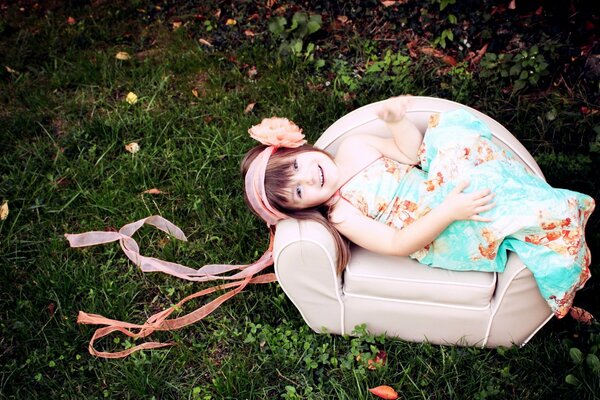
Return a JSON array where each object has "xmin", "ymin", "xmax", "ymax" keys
[{"xmin": 1, "ymin": 1, "xmax": 599, "ymax": 399}]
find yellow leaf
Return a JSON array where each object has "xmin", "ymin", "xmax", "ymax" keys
[
  {"xmin": 115, "ymin": 51, "xmax": 131, "ymax": 60},
  {"xmin": 0, "ymin": 201, "xmax": 8, "ymax": 220},
  {"xmin": 125, "ymin": 142, "xmax": 140, "ymax": 154},
  {"xmin": 125, "ymin": 92, "xmax": 138, "ymax": 104},
  {"xmin": 172, "ymin": 21, "xmax": 182, "ymax": 29},
  {"xmin": 192, "ymin": 89, "xmax": 199, "ymax": 98},
  {"xmin": 226, "ymin": 18, "xmax": 237, "ymax": 26}
]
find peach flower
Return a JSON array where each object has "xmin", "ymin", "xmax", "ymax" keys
[{"xmin": 248, "ymin": 117, "xmax": 306, "ymax": 148}]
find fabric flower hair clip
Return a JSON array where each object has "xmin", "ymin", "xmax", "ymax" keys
[{"xmin": 248, "ymin": 117, "xmax": 306, "ymax": 149}]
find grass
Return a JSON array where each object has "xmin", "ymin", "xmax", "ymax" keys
[{"xmin": 1, "ymin": 1, "xmax": 599, "ymax": 399}]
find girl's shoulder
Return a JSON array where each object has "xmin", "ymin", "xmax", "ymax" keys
[
  {"xmin": 328, "ymin": 196, "xmax": 362, "ymax": 225},
  {"xmin": 335, "ymin": 135, "xmax": 382, "ymax": 166}
]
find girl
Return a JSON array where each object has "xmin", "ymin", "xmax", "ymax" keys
[
  {"xmin": 66, "ymin": 96, "xmax": 594, "ymax": 358},
  {"xmin": 241, "ymin": 96, "xmax": 594, "ymax": 320}
]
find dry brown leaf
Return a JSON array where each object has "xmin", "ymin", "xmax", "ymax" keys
[
  {"xmin": 0, "ymin": 201, "xmax": 8, "ymax": 220},
  {"xmin": 142, "ymin": 188, "xmax": 165, "ymax": 195},
  {"xmin": 192, "ymin": 89, "xmax": 199, "ymax": 98},
  {"xmin": 199, "ymin": 38, "xmax": 213, "ymax": 47},
  {"xmin": 244, "ymin": 29, "xmax": 256, "ymax": 37},
  {"xmin": 115, "ymin": 51, "xmax": 131, "ymax": 61},
  {"xmin": 172, "ymin": 21, "xmax": 182, "ymax": 29},
  {"xmin": 244, "ymin": 102, "xmax": 256, "ymax": 114},
  {"xmin": 67, "ymin": 16, "xmax": 76, "ymax": 25},
  {"xmin": 508, "ymin": 0, "xmax": 516, "ymax": 9},
  {"xmin": 5, "ymin": 66, "xmax": 18, "ymax": 74},
  {"xmin": 125, "ymin": 142, "xmax": 140, "ymax": 154}
]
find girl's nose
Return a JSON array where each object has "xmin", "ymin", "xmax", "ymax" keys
[{"xmin": 301, "ymin": 169, "xmax": 315, "ymax": 185}]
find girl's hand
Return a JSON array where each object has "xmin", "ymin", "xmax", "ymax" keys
[
  {"xmin": 377, "ymin": 95, "xmax": 411, "ymax": 123},
  {"xmin": 440, "ymin": 180, "xmax": 495, "ymax": 222}
]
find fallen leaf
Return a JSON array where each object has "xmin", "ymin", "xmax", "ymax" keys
[
  {"xmin": 0, "ymin": 201, "xmax": 8, "ymax": 220},
  {"xmin": 535, "ymin": 6, "xmax": 543, "ymax": 15},
  {"xmin": 172, "ymin": 21, "xmax": 182, "ymax": 29},
  {"xmin": 192, "ymin": 89, "xmax": 199, "ymax": 97},
  {"xmin": 570, "ymin": 306, "xmax": 594, "ymax": 325},
  {"xmin": 48, "ymin": 303, "xmax": 55, "ymax": 316},
  {"xmin": 368, "ymin": 385, "xmax": 399, "ymax": 400},
  {"xmin": 226, "ymin": 18, "xmax": 237, "ymax": 26},
  {"xmin": 5, "ymin": 66, "xmax": 18, "ymax": 74},
  {"xmin": 247, "ymin": 66, "xmax": 258, "ymax": 78},
  {"xmin": 125, "ymin": 92, "xmax": 138, "ymax": 104},
  {"xmin": 125, "ymin": 142, "xmax": 140, "ymax": 154},
  {"xmin": 244, "ymin": 29, "xmax": 256, "ymax": 37},
  {"xmin": 244, "ymin": 102, "xmax": 256, "ymax": 114},
  {"xmin": 420, "ymin": 47, "xmax": 457, "ymax": 66},
  {"xmin": 380, "ymin": 0, "xmax": 407, "ymax": 6},
  {"xmin": 199, "ymin": 38, "xmax": 213, "ymax": 47},
  {"xmin": 142, "ymin": 188, "xmax": 165, "ymax": 195},
  {"xmin": 115, "ymin": 51, "xmax": 131, "ymax": 60},
  {"xmin": 368, "ymin": 350, "xmax": 388, "ymax": 370},
  {"xmin": 67, "ymin": 16, "xmax": 76, "ymax": 25},
  {"xmin": 337, "ymin": 15, "xmax": 349, "ymax": 24},
  {"xmin": 508, "ymin": 0, "xmax": 516, "ymax": 10},
  {"xmin": 466, "ymin": 43, "xmax": 489, "ymax": 65},
  {"xmin": 580, "ymin": 106, "xmax": 598, "ymax": 116}
]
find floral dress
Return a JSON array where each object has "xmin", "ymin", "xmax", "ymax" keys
[{"xmin": 339, "ymin": 109, "xmax": 595, "ymax": 318}]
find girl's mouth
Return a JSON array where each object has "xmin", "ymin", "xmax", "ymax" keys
[{"xmin": 319, "ymin": 165, "xmax": 324, "ymax": 187}]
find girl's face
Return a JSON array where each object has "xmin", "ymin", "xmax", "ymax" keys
[{"xmin": 286, "ymin": 150, "xmax": 340, "ymax": 209}]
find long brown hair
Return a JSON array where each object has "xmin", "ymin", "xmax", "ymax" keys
[{"xmin": 241, "ymin": 144, "xmax": 350, "ymax": 273}]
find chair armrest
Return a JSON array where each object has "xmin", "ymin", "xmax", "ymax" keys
[
  {"xmin": 485, "ymin": 252, "xmax": 553, "ymax": 347},
  {"xmin": 273, "ymin": 219, "xmax": 345, "ymax": 334}
]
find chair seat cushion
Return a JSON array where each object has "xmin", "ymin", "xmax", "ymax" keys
[{"xmin": 343, "ymin": 246, "xmax": 496, "ymax": 308}]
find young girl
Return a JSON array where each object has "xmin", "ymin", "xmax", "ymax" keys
[
  {"xmin": 66, "ymin": 96, "xmax": 594, "ymax": 358},
  {"xmin": 241, "ymin": 96, "xmax": 594, "ymax": 320}
]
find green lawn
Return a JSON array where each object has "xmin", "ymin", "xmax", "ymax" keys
[{"xmin": 1, "ymin": 1, "xmax": 599, "ymax": 399}]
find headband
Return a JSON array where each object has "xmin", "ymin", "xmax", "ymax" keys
[{"xmin": 244, "ymin": 117, "xmax": 306, "ymax": 226}]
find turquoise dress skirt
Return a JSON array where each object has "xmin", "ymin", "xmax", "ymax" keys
[{"xmin": 339, "ymin": 109, "xmax": 595, "ymax": 318}]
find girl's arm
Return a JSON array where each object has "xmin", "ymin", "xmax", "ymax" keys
[
  {"xmin": 377, "ymin": 96, "xmax": 423, "ymax": 164},
  {"xmin": 335, "ymin": 97, "xmax": 422, "ymax": 166},
  {"xmin": 332, "ymin": 181, "xmax": 495, "ymax": 256}
]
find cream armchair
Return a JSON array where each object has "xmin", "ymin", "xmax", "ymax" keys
[{"xmin": 272, "ymin": 97, "xmax": 553, "ymax": 347}]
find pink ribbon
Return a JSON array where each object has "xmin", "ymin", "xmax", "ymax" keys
[{"xmin": 65, "ymin": 215, "xmax": 277, "ymax": 358}]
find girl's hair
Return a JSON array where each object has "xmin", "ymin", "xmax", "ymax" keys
[{"xmin": 241, "ymin": 144, "xmax": 350, "ymax": 274}]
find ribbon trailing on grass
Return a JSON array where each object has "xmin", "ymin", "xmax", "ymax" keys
[{"xmin": 65, "ymin": 215, "xmax": 277, "ymax": 359}]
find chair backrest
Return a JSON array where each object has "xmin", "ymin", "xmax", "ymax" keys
[{"xmin": 315, "ymin": 97, "xmax": 545, "ymax": 179}]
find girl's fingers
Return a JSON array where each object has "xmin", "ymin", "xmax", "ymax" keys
[
  {"xmin": 476, "ymin": 202, "xmax": 496, "ymax": 212},
  {"xmin": 470, "ymin": 215, "xmax": 492, "ymax": 222},
  {"xmin": 452, "ymin": 180, "xmax": 470, "ymax": 193}
]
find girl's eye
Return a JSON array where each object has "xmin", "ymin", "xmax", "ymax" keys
[
  {"xmin": 296, "ymin": 186, "xmax": 302, "ymax": 198},
  {"xmin": 293, "ymin": 160, "xmax": 299, "ymax": 170}
]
